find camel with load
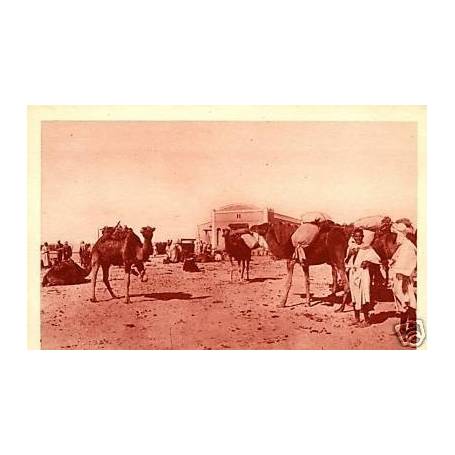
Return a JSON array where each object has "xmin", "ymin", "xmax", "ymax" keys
[
  {"xmin": 222, "ymin": 228, "xmax": 258, "ymax": 281},
  {"xmin": 90, "ymin": 224, "xmax": 155, "ymax": 304},
  {"xmin": 250, "ymin": 221, "xmax": 349, "ymax": 308}
]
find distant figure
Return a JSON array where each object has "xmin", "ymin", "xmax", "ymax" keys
[
  {"xmin": 63, "ymin": 241, "xmax": 72, "ymax": 260},
  {"xmin": 345, "ymin": 228, "xmax": 381, "ymax": 326},
  {"xmin": 165, "ymin": 240, "xmax": 172, "ymax": 259},
  {"xmin": 56, "ymin": 241, "xmax": 64, "ymax": 263},
  {"xmin": 41, "ymin": 242, "xmax": 50, "ymax": 268},
  {"xmin": 79, "ymin": 241, "xmax": 85, "ymax": 265},
  {"xmin": 152, "ymin": 242, "xmax": 158, "ymax": 257},
  {"xmin": 84, "ymin": 243, "xmax": 92, "ymax": 269},
  {"xmin": 165, "ymin": 240, "xmax": 182, "ymax": 263},
  {"xmin": 183, "ymin": 257, "xmax": 201, "ymax": 272},
  {"xmin": 201, "ymin": 241, "xmax": 208, "ymax": 254}
]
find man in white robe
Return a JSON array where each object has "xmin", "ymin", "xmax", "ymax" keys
[
  {"xmin": 346, "ymin": 228, "xmax": 381, "ymax": 326},
  {"xmin": 41, "ymin": 242, "xmax": 50, "ymax": 268},
  {"xmin": 390, "ymin": 223, "xmax": 417, "ymax": 341}
]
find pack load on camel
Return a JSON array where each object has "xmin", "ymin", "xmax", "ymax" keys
[
  {"xmin": 300, "ymin": 211, "xmax": 332, "ymax": 223},
  {"xmin": 292, "ymin": 212, "xmax": 335, "ymax": 264},
  {"xmin": 353, "ymin": 215, "xmax": 392, "ymax": 231},
  {"xmin": 42, "ymin": 259, "xmax": 91, "ymax": 286},
  {"xmin": 228, "ymin": 227, "xmax": 260, "ymax": 250},
  {"xmin": 350, "ymin": 215, "xmax": 392, "ymax": 249}
]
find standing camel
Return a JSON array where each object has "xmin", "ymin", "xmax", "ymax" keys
[
  {"xmin": 90, "ymin": 225, "xmax": 155, "ymax": 304},
  {"xmin": 222, "ymin": 228, "xmax": 255, "ymax": 281},
  {"xmin": 250, "ymin": 222, "xmax": 349, "ymax": 308}
]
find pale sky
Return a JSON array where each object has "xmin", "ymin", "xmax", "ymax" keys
[{"xmin": 41, "ymin": 121, "xmax": 417, "ymax": 244}]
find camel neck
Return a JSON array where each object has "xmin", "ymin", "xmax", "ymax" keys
[
  {"xmin": 142, "ymin": 237, "xmax": 153, "ymax": 261},
  {"xmin": 265, "ymin": 228, "xmax": 290, "ymax": 259},
  {"xmin": 224, "ymin": 235, "xmax": 233, "ymax": 251}
]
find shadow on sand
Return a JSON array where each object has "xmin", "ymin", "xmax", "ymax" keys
[
  {"xmin": 43, "ymin": 278, "xmax": 91, "ymax": 287},
  {"xmin": 284, "ymin": 292, "xmax": 345, "ymax": 309},
  {"xmin": 248, "ymin": 277, "xmax": 281, "ymax": 283},
  {"xmin": 130, "ymin": 292, "xmax": 211, "ymax": 302},
  {"xmin": 368, "ymin": 310, "xmax": 398, "ymax": 325},
  {"xmin": 283, "ymin": 293, "xmax": 312, "ymax": 308}
]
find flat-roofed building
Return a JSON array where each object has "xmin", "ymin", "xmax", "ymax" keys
[{"xmin": 197, "ymin": 203, "xmax": 300, "ymax": 250}]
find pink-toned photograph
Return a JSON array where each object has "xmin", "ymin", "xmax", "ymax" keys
[{"xmin": 38, "ymin": 118, "xmax": 422, "ymax": 349}]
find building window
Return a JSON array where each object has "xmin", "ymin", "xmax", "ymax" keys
[{"xmin": 236, "ymin": 213, "xmax": 241, "ymax": 219}]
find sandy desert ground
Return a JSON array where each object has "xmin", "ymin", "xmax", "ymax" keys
[{"xmin": 40, "ymin": 256, "xmax": 409, "ymax": 350}]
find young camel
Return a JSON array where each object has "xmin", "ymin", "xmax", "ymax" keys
[
  {"xmin": 250, "ymin": 222, "xmax": 349, "ymax": 308},
  {"xmin": 90, "ymin": 225, "xmax": 155, "ymax": 304}
]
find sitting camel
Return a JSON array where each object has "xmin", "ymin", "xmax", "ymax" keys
[
  {"xmin": 90, "ymin": 225, "xmax": 155, "ymax": 304},
  {"xmin": 222, "ymin": 228, "xmax": 257, "ymax": 281},
  {"xmin": 42, "ymin": 259, "xmax": 91, "ymax": 287},
  {"xmin": 250, "ymin": 222, "xmax": 349, "ymax": 308}
]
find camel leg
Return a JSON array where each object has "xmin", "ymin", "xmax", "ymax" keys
[
  {"xmin": 229, "ymin": 257, "xmax": 234, "ymax": 282},
  {"xmin": 124, "ymin": 269, "xmax": 131, "ymax": 304},
  {"xmin": 301, "ymin": 263, "xmax": 311, "ymax": 306},
  {"xmin": 246, "ymin": 260, "xmax": 250, "ymax": 281},
  {"xmin": 331, "ymin": 265, "xmax": 338, "ymax": 295},
  {"xmin": 335, "ymin": 266, "xmax": 349, "ymax": 312},
  {"xmin": 280, "ymin": 260, "xmax": 295, "ymax": 308},
  {"xmin": 237, "ymin": 260, "xmax": 242, "ymax": 282},
  {"xmin": 90, "ymin": 262, "xmax": 100, "ymax": 302},
  {"xmin": 241, "ymin": 260, "xmax": 246, "ymax": 281},
  {"xmin": 102, "ymin": 264, "xmax": 118, "ymax": 299}
]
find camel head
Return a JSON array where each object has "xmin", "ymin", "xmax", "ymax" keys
[
  {"xmin": 250, "ymin": 223, "xmax": 272, "ymax": 238},
  {"xmin": 140, "ymin": 226, "xmax": 155, "ymax": 240},
  {"xmin": 372, "ymin": 230, "xmax": 399, "ymax": 261},
  {"xmin": 221, "ymin": 228, "xmax": 230, "ymax": 238}
]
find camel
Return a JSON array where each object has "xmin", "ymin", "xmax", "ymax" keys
[
  {"xmin": 42, "ymin": 259, "xmax": 91, "ymax": 286},
  {"xmin": 250, "ymin": 222, "xmax": 349, "ymax": 308},
  {"xmin": 369, "ymin": 223, "xmax": 417, "ymax": 278},
  {"xmin": 372, "ymin": 228, "xmax": 417, "ymax": 265},
  {"xmin": 222, "ymin": 228, "xmax": 255, "ymax": 281},
  {"xmin": 90, "ymin": 225, "xmax": 155, "ymax": 304}
]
